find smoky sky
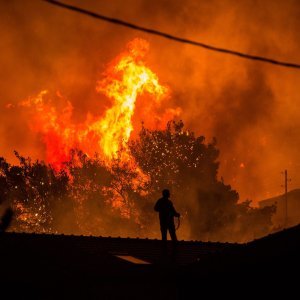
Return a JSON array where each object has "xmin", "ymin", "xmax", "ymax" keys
[{"xmin": 0, "ymin": 0, "xmax": 300, "ymax": 202}]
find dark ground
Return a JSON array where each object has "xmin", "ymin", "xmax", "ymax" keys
[{"xmin": 0, "ymin": 226, "xmax": 299, "ymax": 299}]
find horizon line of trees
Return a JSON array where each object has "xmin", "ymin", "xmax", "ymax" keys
[{"xmin": 0, "ymin": 121, "xmax": 276, "ymax": 242}]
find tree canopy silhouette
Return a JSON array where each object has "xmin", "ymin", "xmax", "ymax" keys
[
  {"xmin": 130, "ymin": 121, "xmax": 275, "ymax": 241},
  {"xmin": 0, "ymin": 121, "xmax": 275, "ymax": 241}
]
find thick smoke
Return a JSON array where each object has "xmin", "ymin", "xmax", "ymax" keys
[{"xmin": 0, "ymin": 0, "xmax": 300, "ymax": 205}]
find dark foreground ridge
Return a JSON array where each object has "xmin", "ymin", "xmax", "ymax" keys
[{"xmin": 0, "ymin": 226, "xmax": 300, "ymax": 299}]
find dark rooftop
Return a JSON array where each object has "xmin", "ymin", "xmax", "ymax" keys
[{"xmin": 1, "ymin": 226, "xmax": 300, "ymax": 299}]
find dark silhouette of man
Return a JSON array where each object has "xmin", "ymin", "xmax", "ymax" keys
[{"xmin": 154, "ymin": 189, "xmax": 180, "ymax": 242}]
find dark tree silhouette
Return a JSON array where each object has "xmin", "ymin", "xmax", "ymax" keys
[
  {"xmin": 0, "ymin": 152, "xmax": 71, "ymax": 232},
  {"xmin": 65, "ymin": 150, "xmax": 142, "ymax": 236},
  {"xmin": 130, "ymin": 121, "xmax": 275, "ymax": 241},
  {"xmin": 0, "ymin": 121, "xmax": 275, "ymax": 241}
]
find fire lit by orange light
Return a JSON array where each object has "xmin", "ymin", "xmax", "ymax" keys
[
  {"xmin": 17, "ymin": 38, "xmax": 178, "ymax": 169},
  {"xmin": 94, "ymin": 38, "xmax": 168, "ymax": 161}
]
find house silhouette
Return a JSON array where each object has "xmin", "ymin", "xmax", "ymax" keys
[{"xmin": 259, "ymin": 188, "xmax": 300, "ymax": 228}]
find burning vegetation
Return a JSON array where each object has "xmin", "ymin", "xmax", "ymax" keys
[{"xmin": 1, "ymin": 39, "xmax": 275, "ymax": 242}]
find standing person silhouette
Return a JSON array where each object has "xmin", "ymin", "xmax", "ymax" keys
[{"xmin": 154, "ymin": 189, "xmax": 180, "ymax": 242}]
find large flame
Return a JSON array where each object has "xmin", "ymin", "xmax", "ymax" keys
[
  {"xmin": 95, "ymin": 38, "xmax": 167, "ymax": 161},
  {"xmin": 18, "ymin": 38, "xmax": 178, "ymax": 169}
]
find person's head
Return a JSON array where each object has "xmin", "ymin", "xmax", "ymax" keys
[{"xmin": 162, "ymin": 189, "xmax": 170, "ymax": 198}]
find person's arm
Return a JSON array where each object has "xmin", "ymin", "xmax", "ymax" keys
[{"xmin": 171, "ymin": 202, "xmax": 180, "ymax": 217}]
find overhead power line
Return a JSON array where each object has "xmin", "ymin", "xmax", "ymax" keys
[{"xmin": 43, "ymin": 0, "xmax": 300, "ymax": 69}]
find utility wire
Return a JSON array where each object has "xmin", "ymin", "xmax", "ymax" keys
[{"xmin": 43, "ymin": 0, "xmax": 300, "ymax": 69}]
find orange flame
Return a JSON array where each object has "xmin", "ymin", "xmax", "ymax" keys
[
  {"xmin": 16, "ymin": 38, "xmax": 178, "ymax": 169},
  {"xmin": 94, "ymin": 38, "xmax": 168, "ymax": 161}
]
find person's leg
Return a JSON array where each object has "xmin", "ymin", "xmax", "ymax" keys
[
  {"xmin": 169, "ymin": 223, "xmax": 177, "ymax": 242},
  {"xmin": 160, "ymin": 224, "xmax": 168, "ymax": 259},
  {"xmin": 168, "ymin": 223, "xmax": 178, "ymax": 262},
  {"xmin": 161, "ymin": 225, "xmax": 167, "ymax": 241}
]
